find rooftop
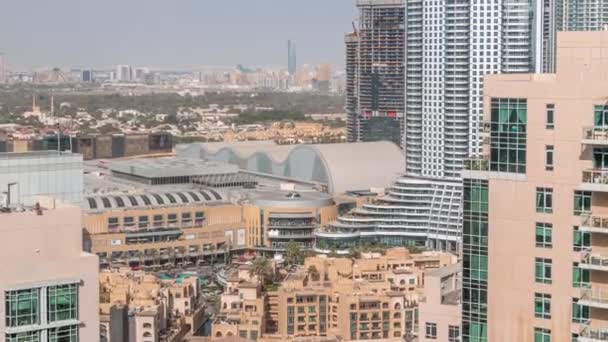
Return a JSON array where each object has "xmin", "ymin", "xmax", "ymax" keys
[
  {"xmin": 249, "ymin": 190, "xmax": 334, "ymax": 209},
  {"xmin": 109, "ymin": 157, "xmax": 239, "ymax": 179}
]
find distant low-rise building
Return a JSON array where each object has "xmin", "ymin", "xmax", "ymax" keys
[
  {"xmin": 212, "ymin": 248, "xmax": 458, "ymax": 341},
  {"xmin": 99, "ymin": 267, "xmax": 205, "ymax": 342}
]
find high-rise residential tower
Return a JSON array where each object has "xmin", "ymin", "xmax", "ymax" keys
[
  {"xmin": 461, "ymin": 31, "xmax": 608, "ymax": 342},
  {"xmin": 288, "ymin": 40, "xmax": 297, "ymax": 75},
  {"xmin": 344, "ymin": 0, "xmax": 406, "ymax": 147},
  {"xmin": 115, "ymin": 64, "xmax": 132, "ymax": 82},
  {"xmin": 321, "ymin": 0, "xmax": 542, "ymax": 252}
]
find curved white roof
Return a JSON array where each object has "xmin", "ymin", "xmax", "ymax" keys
[{"xmin": 176, "ymin": 141, "xmax": 404, "ymax": 194}]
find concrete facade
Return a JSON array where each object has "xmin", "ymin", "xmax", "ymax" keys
[{"xmin": 0, "ymin": 200, "xmax": 99, "ymax": 342}]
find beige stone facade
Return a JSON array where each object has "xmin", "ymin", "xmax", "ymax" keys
[
  {"xmin": 462, "ymin": 31, "xmax": 608, "ymax": 341},
  {"xmin": 0, "ymin": 200, "xmax": 99, "ymax": 342},
  {"xmin": 212, "ymin": 248, "xmax": 457, "ymax": 341},
  {"xmin": 99, "ymin": 268, "xmax": 205, "ymax": 342},
  {"xmin": 84, "ymin": 203, "xmax": 246, "ymax": 269}
]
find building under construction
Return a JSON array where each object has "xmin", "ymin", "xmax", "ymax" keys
[{"xmin": 346, "ymin": 0, "xmax": 405, "ymax": 148}]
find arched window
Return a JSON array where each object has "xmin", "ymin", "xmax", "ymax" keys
[
  {"xmin": 143, "ymin": 323, "xmax": 152, "ymax": 329},
  {"xmin": 143, "ymin": 332, "xmax": 152, "ymax": 337},
  {"xmin": 215, "ymin": 332, "xmax": 223, "ymax": 338},
  {"xmin": 394, "ymin": 302, "xmax": 401, "ymax": 310}
]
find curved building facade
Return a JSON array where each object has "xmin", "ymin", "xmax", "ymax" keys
[
  {"xmin": 315, "ymin": 176, "xmax": 461, "ymax": 253},
  {"xmin": 243, "ymin": 191, "xmax": 337, "ymax": 253},
  {"xmin": 177, "ymin": 141, "xmax": 405, "ymax": 195}
]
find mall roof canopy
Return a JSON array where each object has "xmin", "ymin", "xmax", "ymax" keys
[{"xmin": 176, "ymin": 141, "xmax": 404, "ymax": 194}]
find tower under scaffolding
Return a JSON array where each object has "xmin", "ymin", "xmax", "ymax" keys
[{"xmin": 346, "ymin": 0, "xmax": 406, "ymax": 148}]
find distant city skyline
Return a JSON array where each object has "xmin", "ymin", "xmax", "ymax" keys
[{"xmin": 0, "ymin": 0, "xmax": 356, "ymax": 71}]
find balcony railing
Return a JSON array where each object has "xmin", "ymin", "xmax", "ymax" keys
[
  {"xmin": 580, "ymin": 286, "xmax": 608, "ymax": 307},
  {"xmin": 582, "ymin": 169, "xmax": 608, "ymax": 187},
  {"xmin": 583, "ymin": 127, "xmax": 608, "ymax": 144},
  {"xmin": 580, "ymin": 327, "xmax": 608, "ymax": 341},
  {"xmin": 581, "ymin": 253, "xmax": 608, "ymax": 271},
  {"xmin": 464, "ymin": 158, "xmax": 489, "ymax": 171},
  {"xmin": 581, "ymin": 215, "xmax": 608, "ymax": 233}
]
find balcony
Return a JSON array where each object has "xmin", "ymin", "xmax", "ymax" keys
[
  {"xmin": 581, "ymin": 169, "xmax": 608, "ymax": 192},
  {"xmin": 583, "ymin": 127, "xmax": 608, "ymax": 146},
  {"xmin": 463, "ymin": 158, "xmax": 489, "ymax": 171},
  {"xmin": 579, "ymin": 327, "xmax": 608, "ymax": 342},
  {"xmin": 580, "ymin": 286, "xmax": 608, "ymax": 309},
  {"xmin": 580, "ymin": 254, "xmax": 608, "ymax": 272},
  {"xmin": 581, "ymin": 215, "xmax": 608, "ymax": 234}
]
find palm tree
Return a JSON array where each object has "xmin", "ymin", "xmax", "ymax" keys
[
  {"xmin": 249, "ymin": 257, "xmax": 273, "ymax": 284},
  {"xmin": 286, "ymin": 241, "xmax": 304, "ymax": 266}
]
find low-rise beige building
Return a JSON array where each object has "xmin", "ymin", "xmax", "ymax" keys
[
  {"xmin": 0, "ymin": 199, "xmax": 99, "ymax": 342},
  {"xmin": 212, "ymin": 248, "xmax": 457, "ymax": 341},
  {"xmin": 83, "ymin": 190, "xmax": 246, "ymax": 269},
  {"xmin": 417, "ymin": 263, "xmax": 461, "ymax": 342},
  {"xmin": 99, "ymin": 268, "xmax": 205, "ymax": 342}
]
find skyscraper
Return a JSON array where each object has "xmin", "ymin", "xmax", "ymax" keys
[
  {"xmin": 345, "ymin": 0, "xmax": 406, "ymax": 147},
  {"xmin": 115, "ymin": 64, "xmax": 132, "ymax": 82},
  {"xmin": 0, "ymin": 53, "xmax": 5, "ymax": 84},
  {"xmin": 325, "ymin": 0, "xmax": 543, "ymax": 252},
  {"xmin": 288, "ymin": 40, "xmax": 297, "ymax": 75},
  {"xmin": 82, "ymin": 69, "xmax": 93, "ymax": 83}
]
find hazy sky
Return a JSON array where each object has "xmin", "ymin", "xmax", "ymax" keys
[{"xmin": 0, "ymin": 0, "xmax": 357, "ymax": 71}]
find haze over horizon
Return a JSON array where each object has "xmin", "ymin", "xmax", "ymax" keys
[{"xmin": 0, "ymin": 0, "xmax": 356, "ymax": 71}]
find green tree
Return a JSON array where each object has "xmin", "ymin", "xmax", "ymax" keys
[
  {"xmin": 249, "ymin": 257, "xmax": 273, "ymax": 283},
  {"xmin": 286, "ymin": 241, "xmax": 304, "ymax": 266}
]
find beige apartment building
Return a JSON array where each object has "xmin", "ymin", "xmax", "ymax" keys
[
  {"xmin": 461, "ymin": 31, "xmax": 608, "ymax": 342},
  {"xmin": 99, "ymin": 268, "xmax": 205, "ymax": 342},
  {"xmin": 418, "ymin": 263, "xmax": 461, "ymax": 342},
  {"xmin": 0, "ymin": 199, "xmax": 99, "ymax": 342},
  {"xmin": 212, "ymin": 248, "xmax": 457, "ymax": 341},
  {"xmin": 82, "ymin": 190, "xmax": 246, "ymax": 269}
]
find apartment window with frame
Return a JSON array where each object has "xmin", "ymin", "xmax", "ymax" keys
[
  {"xmin": 535, "ymin": 258, "xmax": 552, "ymax": 284},
  {"xmin": 534, "ymin": 327, "xmax": 551, "ymax": 342},
  {"xmin": 546, "ymin": 104, "xmax": 555, "ymax": 129},
  {"xmin": 536, "ymin": 188, "xmax": 553, "ymax": 213},
  {"xmin": 573, "ymin": 262, "xmax": 590, "ymax": 288},
  {"xmin": 5, "ymin": 288, "xmax": 40, "ymax": 327},
  {"xmin": 534, "ymin": 293, "xmax": 551, "ymax": 319},
  {"xmin": 425, "ymin": 322, "xmax": 437, "ymax": 339},
  {"xmin": 138, "ymin": 216, "xmax": 149, "ymax": 229},
  {"xmin": 153, "ymin": 215, "xmax": 164, "ymax": 228},
  {"xmin": 47, "ymin": 283, "xmax": 78, "ymax": 322},
  {"xmin": 448, "ymin": 325, "xmax": 460, "ymax": 342},
  {"xmin": 572, "ymin": 298, "xmax": 590, "ymax": 323},
  {"xmin": 545, "ymin": 145, "xmax": 554, "ymax": 171},
  {"xmin": 573, "ymin": 227, "xmax": 591, "ymax": 252},
  {"xmin": 574, "ymin": 191, "xmax": 592, "ymax": 216},
  {"xmin": 535, "ymin": 223, "xmax": 553, "ymax": 248}
]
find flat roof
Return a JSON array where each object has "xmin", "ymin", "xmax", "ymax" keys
[
  {"xmin": 109, "ymin": 157, "xmax": 239, "ymax": 179},
  {"xmin": 249, "ymin": 190, "xmax": 334, "ymax": 209}
]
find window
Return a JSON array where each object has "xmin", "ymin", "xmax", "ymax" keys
[
  {"xmin": 5, "ymin": 288, "xmax": 40, "ymax": 327},
  {"xmin": 490, "ymin": 97, "xmax": 527, "ymax": 173},
  {"xmin": 138, "ymin": 216, "xmax": 149, "ymax": 229},
  {"xmin": 534, "ymin": 327, "xmax": 551, "ymax": 342},
  {"xmin": 48, "ymin": 324, "xmax": 78, "ymax": 342},
  {"xmin": 123, "ymin": 217, "xmax": 135, "ymax": 230},
  {"xmin": 153, "ymin": 215, "xmax": 164, "ymax": 227},
  {"xmin": 167, "ymin": 214, "xmax": 178, "ymax": 225},
  {"xmin": 574, "ymin": 191, "xmax": 592, "ymax": 216},
  {"xmin": 594, "ymin": 105, "xmax": 608, "ymax": 127},
  {"xmin": 239, "ymin": 331, "xmax": 247, "ymax": 339},
  {"xmin": 535, "ymin": 258, "xmax": 552, "ymax": 284},
  {"xmin": 181, "ymin": 213, "xmax": 192, "ymax": 227},
  {"xmin": 573, "ymin": 227, "xmax": 591, "ymax": 251},
  {"xmin": 535, "ymin": 223, "xmax": 553, "ymax": 248},
  {"xmin": 195, "ymin": 212, "xmax": 205, "ymax": 226},
  {"xmin": 534, "ymin": 293, "xmax": 551, "ymax": 319},
  {"xmin": 425, "ymin": 322, "xmax": 437, "ymax": 339},
  {"xmin": 546, "ymin": 104, "xmax": 554, "ymax": 129},
  {"xmin": 6, "ymin": 331, "xmax": 41, "ymax": 342},
  {"xmin": 573, "ymin": 263, "xmax": 590, "ymax": 288},
  {"xmin": 448, "ymin": 325, "xmax": 460, "ymax": 342},
  {"xmin": 47, "ymin": 284, "xmax": 78, "ymax": 322},
  {"xmin": 108, "ymin": 217, "xmax": 120, "ymax": 230},
  {"xmin": 466, "ymin": 254, "xmax": 488, "ymax": 281},
  {"xmin": 536, "ymin": 188, "xmax": 553, "ymax": 213},
  {"xmin": 572, "ymin": 298, "xmax": 590, "ymax": 323},
  {"xmin": 309, "ymin": 306, "xmax": 316, "ymax": 313},
  {"xmin": 545, "ymin": 145, "xmax": 554, "ymax": 171}
]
